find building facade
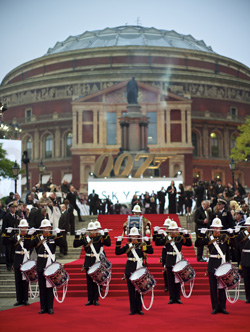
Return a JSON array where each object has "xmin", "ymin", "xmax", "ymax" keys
[{"xmin": 1, "ymin": 26, "xmax": 250, "ymax": 193}]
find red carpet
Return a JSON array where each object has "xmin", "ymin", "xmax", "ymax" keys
[{"xmin": 1, "ymin": 296, "xmax": 249, "ymax": 332}]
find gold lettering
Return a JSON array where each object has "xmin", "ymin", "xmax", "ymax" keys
[
  {"xmin": 113, "ymin": 152, "xmax": 133, "ymax": 177},
  {"xmin": 94, "ymin": 154, "xmax": 113, "ymax": 178},
  {"xmin": 134, "ymin": 154, "xmax": 154, "ymax": 178}
]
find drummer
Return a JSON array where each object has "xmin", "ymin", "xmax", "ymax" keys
[
  {"xmin": 73, "ymin": 221, "xmax": 111, "ymax": 306},
  {"xmin": 27, "ymin": 219, "xmax": 66, "ymax": 314},
  {"xmin": 234, "ymin": 217, "xmax": 250, "ymax": 304},
  {"xmin": 8, "ymin": 219, "xmax": 32, "ymax": 306},
  {"xmin": 123, "ymin": 204, "xmax": 152, "ymax": 237},
  {"xmin": 195, "ymin": 217, "xmax": 234, "ymax": 314},
  {"xmin": 115, "ymin": 226, "xmax": 153, "ymax": 315},
  {"xmin": 155, "ymin": 220, "xmax": 192, "ymax": 304},
  {"xmin": 153, "ymin": 217, "xmax": 172, "ymax": 292}
]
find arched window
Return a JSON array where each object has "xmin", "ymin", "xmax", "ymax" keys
[
  {"xmin": 210, "ymin": 132, "xmax": 219, "ymax": 157},
  {"xmin": 66, "ymin": 133, "xmax": 72, "ymax": 157},
  {"xmin": 192, "ymin": 132, "xmax": 198, "ymax": 157},
  {"xmin": 45, "ymin": 135, "xmax": 53, "ymax": 159},
  {"xmin": 26, "ymin": 137, "xmax": 32, "ymax": 160}
]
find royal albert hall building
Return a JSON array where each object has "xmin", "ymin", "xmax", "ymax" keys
[{"xmin": 1, "ymin": 26, "xmax": 250, "ymax": 193}]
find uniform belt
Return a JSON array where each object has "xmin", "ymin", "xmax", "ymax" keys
[
  {"xmin": 128, "ymin": 258, "xmax": 143, "ymax": 262},
  {"xmin": 242, "ymin": 249, "xmax": 250, "ymax": 253},
  {"xmin": 38, "ymin": 254, "xmax": 49, "ymax": 258},
  {"xmin": 167, "ymin": 252, "xmax": 176, "ymax": 256},
  {"xmin": 210, "ymin": 254, "xmax": 221, "ymax": 259},
  {"xmin": 86, "ymin": 253, "xmax": 96, "ymax": 257},
  {"xmin": 15, "ymin": 251, "xmax": 25, "ymax": 255}
]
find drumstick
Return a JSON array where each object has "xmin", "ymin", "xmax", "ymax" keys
[{"xmin": 198, "ymin": 228, "xmax": 231, "ymax": 232}]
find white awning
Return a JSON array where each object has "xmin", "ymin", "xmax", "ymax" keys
[
  {"xmin": 61, "ymin": 173, "xmax": 72, "ymax": 183},
  {"xmin": 42, "ymin": 175, "xmax": 50, "ymax": 184}
]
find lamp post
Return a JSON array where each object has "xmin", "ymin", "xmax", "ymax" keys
[
  {"xmin": 12, "ymin": 161, "xmax": 20, "ymax": 193},
  {"xmin": 229, "ymin": 158, "xmax": 236, "ymax": 189},
  {"xmin": 22, "ymin": 151, "xmax": 30, "ymax": 191},
  {"xmin": 38, "ymin": 160, "xmax": 45, "ymax": 186}
]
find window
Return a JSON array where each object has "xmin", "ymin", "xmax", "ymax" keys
[
  {"xmin": 231, "ymin": 134, "xmax": 237, "ymax": 150},
  {"xmin": 192, "ymin": 132, "xmax": 198, "ymax": 157},
  {"xmin": 25, "ymin": 109, "xmax": 32, "ymax": 121},
  {"xmin": 66, "ymin": 133, "xmax": 72, "ymax": 157},
  {"xmin": 230, "ymin": 107, "xmax": 238, "ymax": 118},
  {"xmin": 210, "ymin": 132, "xmax": 219, "ymax": 157},
  {"xmin": 106, "ymin": 113, "xmax": 117, "ymax": 145},
  {"xmin": 45, "ymin": 135, "xmax": 53, "ymax": 158},
  {"xmin": 26, "ymin": 138, "xmax": 32, "ymax": 160},
  {"xmin": 148, "ymin": 112, "xmax": 157, "ymax": 144}
]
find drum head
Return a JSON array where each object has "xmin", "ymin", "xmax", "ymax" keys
[
  {"xmin": 130, "ymin": 267, "xmax": 146, "ymax": 281},
  {"xmin": 214, "ymin": 263, "xmax": 232, "ymax": 277},
  {"xmin": 20, "ymin": 260, "xmax": 36, "ymax": 272},
  {"xmin": 44, "ymin": 262, "xmax": 61, "ymax": 276},
  {"xmin": 88, "ymin": 262, "xmax": 101, "ymax": 274},
  {"xmin": 172, "ymin": 260, "xmax": 188, "ymax": 273}
]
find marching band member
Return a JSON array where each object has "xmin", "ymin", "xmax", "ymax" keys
[
  {"xmin": 195, "ymin": 217, "xmax": 234, "ymax": 314},
  {"xmin": 8, "ymin": 219, "xmax": 31, "ymax": 306},
  {"xmin": 115, "ymin": 226, "xmax": 153, "ymax": 315},
  {"xmin": 73, "ymin": 221, "xmax": 111, "ymax": 306},
  {"xmin": 155, "ymin": 220, "xmax": 192, "ymax": 304},
  {"xmin": 28, "ymin": 219, "xmax": 66, "ymax": 314},
  {"xmin": 235, "ymin": 217, "xmax": 250, "ymax": 303},
  {"xmin": 153, "ymin": 217, "xmax": 172, "ymax": 292}
]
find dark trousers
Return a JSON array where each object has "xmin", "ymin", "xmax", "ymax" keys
[
  {"xmin": 69, "ymin": 213, "xmax": 75, "ymax": 235},
  {"xmin": 86, "ymin": 271, "xmax": 98, "ymax": 302},
  {"xmin": 197, "ymin": 245, "xmax": 204, "ymax": 260},
  {"xmin": 73, "ymin": 204, "xmax": 82, "ymax": 221},
  {"xmin": 38, "ymin": 271, "xmax": 54, "ymax": 311},
  {"xmin": 60, "ymin": 232, "xmax": 68, "ymax": 255},
  {"xmin": 126, "ymin": 276, "xmax": 142, "ymax": 313},
  {"xmin": 14, "ymin": 267, "xmax": 28, "ymax": 303},
  {"xmin": 159, "ymin": 203, "xmax": 165, "ymax": 214},
  {"xmin": 163, "ymin": 269, "xmax": 168, "ymax": 289},
  {"xmin": 4, "ymin": 243, "xmax": 14, "ymax": 269},
  {"xmin": 166, "ymin": 267, "xmax": 181, "ymax": 301},
  {"xmin": 243, "ymin": 266, "xmax": 250, "ymax": 301},
  {"xmin": 208, "ymin": 272, "xmax": 226, "ymax": 310}
]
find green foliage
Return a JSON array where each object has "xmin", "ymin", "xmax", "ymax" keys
[
  {"xmin": 0, "ymin": 143, "xmax": 21, "ymax": 179},
  {"xmin": 230, "ymin": 116, "xmax": 250, "ymax": 162}
]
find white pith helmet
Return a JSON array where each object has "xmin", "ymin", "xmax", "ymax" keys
[
  {"xmin": 132, "ymin": 204, "xmax": 141, "ymax": 213},
  {"xmin": 244, "ymin": 217, "xmax": 250, "ymax": 226},
  {"xmin": 128, "ymin": 226, "xmax": 140, "ymax": 236},
  {"xmin": 87, "ymin": 221, "xmax": 97, "ymax": 231},
  {"xmin": 94, "ymin": 221, "xmax": 101, "ymax": 229},
  {"xmin": 40, "ymin": 219, "xmax": 52, "ymax": 228},
  {"xmin": 163, "ymin": 217, "xmax": 171, "ymax": 227},
  {"xmin": 18, "ymin": 219, "xmax": 29, "ymax": 228},
  {"xmin": 168, "ymin": 220, "xmax": 178, "ymax": 230},
  {"xmin": 211, "ymin": 217, "xmax": 222, "ymax": 228}
]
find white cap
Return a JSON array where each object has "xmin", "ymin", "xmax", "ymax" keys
[
  {"xmin": 128, "ymin": 227, "xmax": 140, "ymax": 236},
  {"xmin": 211, "ymin": 217, "xmax": 222, "ymax": 228},
  {"xmin": 18, "ymin": 219, "xmax": 29, "ymax": 228},
  {"xmin": 168, "ymin": 221, "xmax": 178, "ymax": 230},
  {"xmin": 244, "ymin": 217, "xmax": 250, "ymax": 226},
  {"xmin": 163, "ymin": 217, "xmax": 171, "ymax": 227},
  {"xmin": 87, "ymin": 222, "xmax": 97, "ymax": 231},
  {"xmin": 94, "ymin": 221, "xmax": 101, "ymax": 229},
  {"xmin": 132, "ymin": 204, "xmax": 141, "ymax": 213},
  {"xmin": 40, "ymin": 219, "xmax": 52, "ymax": 228}
]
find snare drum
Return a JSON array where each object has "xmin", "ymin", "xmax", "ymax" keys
[
  {"xmin": 214, "ymin": 263, "xmax": 241, "ymax": 290},
  {"xmin": 20, "ymin": 260, "xmax": 38, "ymax": 283},
  {"xmin": 43, "ymin": 262, "xmax": 69, "ymax": 289},
  {"xmin": 172, "ymin": 260, "xmax": 196, "ymax": 284},
  {"xmin": 129, "ymin": 267, "xmax": 156, "ymax": 295},
  {"xmin": 88, "ymin": 261, "xmax": 111, "ymax": 285},
  {"xmin": 100, "ymin": 253, "xmax": 112, "ymax": 270}
]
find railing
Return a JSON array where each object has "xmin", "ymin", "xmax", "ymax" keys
[
  {"xmin": 17, "ymin": 112, "xmax": 72, "ymax": 125},
  {"xmin": 191, "ymin": 111, "xmax": 245, "ymax": 123}
]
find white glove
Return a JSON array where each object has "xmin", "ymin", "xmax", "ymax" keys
[
  {"xmin": 143, "ymin": 236, "xmax": 149, "ymax": 242},
  {"xmin": 54, "ymin": 227, "xmax": 61, "ymax": 234},
  {"xmin": 76, "ymin": 230, "xmax": 82, "ymax": 236},
  {"xmin": 200, "ymin": 228, "xmax": 207, "ymax": 234},
  {"xmin": 154, "ymin": 226, "xmax": 160, "ymax": 232},
  {"xmin": 235, "ymin": 226, "xmax": 241, "ymax": 233},
  {"xmin": 7, "ymin": 227, "xmax": 13, "ymax": 233},
  {"xmin": 81, "ymin": 228, "xmax": 86, "ymax": 235},
  {"xmin": 99, "ymin": 230, "xmax": 104, "ymax": 236},
  {"xmin": 117, "ymin": 236, "xmax": 123, "ymax": 242},
  {"xmin": 227, "ymin": 228, "xmax": 233, "ymax": 234},
  {"xmin": 104, "ymin": 228, "xmax": 109, "ymax": 233},
  {"xmin": 28, "ymin": 227, "xmax": 36, "ymax": 235},
  {"xmin": 158, "ymin": 229, "xmax": 166, "ymax": 236},
  {"xmin": 182, "ymin": 229, "xmax": 188, "ymax": 235}
]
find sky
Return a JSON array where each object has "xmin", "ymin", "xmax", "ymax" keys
[{"xmin": 1, "ymin": 0, "xmax": 250, "ymax": 84}]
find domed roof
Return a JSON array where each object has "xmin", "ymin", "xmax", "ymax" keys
[{"xmin": 46, "ymin": 26, "xmax": 215, "ymax": 55}]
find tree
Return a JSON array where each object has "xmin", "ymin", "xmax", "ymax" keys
[
  {"xmin": 230, "ymin": 116, "xmax": 250, "ymax": 162},
  {"xmin": 0, "ymin": 143, "xmax": 20, "ymax": 178}
]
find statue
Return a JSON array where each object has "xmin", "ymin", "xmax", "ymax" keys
[{"xmin": 126, "ymin": 77, "xmax": 138, "ymax": 104}]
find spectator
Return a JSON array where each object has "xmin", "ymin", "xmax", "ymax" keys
[
  {"xmin": 87, "ymin": 190, "xmax": 99, "ymax": 215},
  {"xmin": 177, "ymin": 183, "xmax": 185, "ymax": 215},
  {"xmin": 66, "ymin": 185, "xmax": 83, "ymax": 221},
  {"xmin": 157, "ymin": 187, "xmax": 166, "ymax": 214},
  {"xmin": 166, "ymin": 181, "xmax": 177, "ymax": 214}
]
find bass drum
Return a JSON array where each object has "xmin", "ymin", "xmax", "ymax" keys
[{"xmin": 126, "ymin": 215, "xmax": 143, "ymax": 237}]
